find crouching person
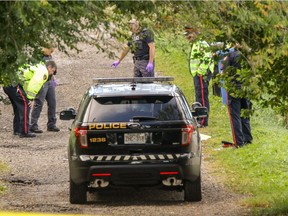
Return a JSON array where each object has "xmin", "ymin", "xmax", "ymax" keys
[{"xmin": 3, "ymin": 61, "xmax": 57, "ymax": 138}]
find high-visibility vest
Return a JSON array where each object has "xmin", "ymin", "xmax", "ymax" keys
[
  {"xmin": 189, "ymin": 41, "xmax": 213, "ymax": 77},
  {"xmin": 17, "ymin": 63, "xmax": 48, "ymax": 100}
]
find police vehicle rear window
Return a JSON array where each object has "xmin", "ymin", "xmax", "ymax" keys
[{"xmin": 88, "ymin": 96, "xmax": 182, "ymax": 122}]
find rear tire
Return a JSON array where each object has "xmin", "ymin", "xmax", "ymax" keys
[
  {"xmin": 184, "ymin": 175, "xmax": 202, "ymax": 202},
  {"xmin": 70, "ymin": 178, "xmax": 87, "ymax": 204}
]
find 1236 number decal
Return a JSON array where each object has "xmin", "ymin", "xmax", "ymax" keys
[{"xmin": 90, "ymin": 137, "xmax": 106, "ymax": 143}]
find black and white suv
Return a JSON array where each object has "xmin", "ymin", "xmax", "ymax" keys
[{"xmin": 60, "ymin": 77, "xmax": 207, "ymax": 204}]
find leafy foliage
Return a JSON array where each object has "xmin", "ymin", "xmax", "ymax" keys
[
  {"xmin": 182, "ymin": 1, "xmax": 288, "ymax": 124},
  {"xmin": 0, "ymin": 1, "xmax": 287, "ymax": 123},
  {"xmin": 0, "ymin": 1, "xmax": 106, "ymax": 84},
  {"xmin": 156, "ymin": 42, "xmax": 288, "ymax": 216}
]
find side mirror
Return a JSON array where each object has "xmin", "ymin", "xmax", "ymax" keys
[
  {"xmin": 191, "ymin": 102, "xmax": 208, "ymax": 118},
  {"xmin": 60, "ymin": 108, "xmax": 77, "ymax": 120},
  {"xmin": 192, "ymin": 107, "xmax": 208, "ymax": 118}
]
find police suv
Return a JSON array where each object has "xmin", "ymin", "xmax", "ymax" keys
[{"xmin": 60, "ymin": 77, "xmax": 207, "ymax": 204}]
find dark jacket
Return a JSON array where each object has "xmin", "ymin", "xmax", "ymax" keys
[{"xmin": 225, "ymin": 50, "xmax": 242, "ymax": 88}]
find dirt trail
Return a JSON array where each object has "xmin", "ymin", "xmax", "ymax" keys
[{"xmin": 0, "ymin": 43, "xmax": 251, "ymax": 216}]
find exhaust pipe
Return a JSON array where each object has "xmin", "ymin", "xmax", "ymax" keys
[
  {"xmin": 162, "ymin": 177, "xmax": 182, "ymax": 186},
  {"xmin": 90, "ymin": 179, "xmax": 109, "ymax": 188}
]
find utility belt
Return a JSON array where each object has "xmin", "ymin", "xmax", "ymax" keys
[{"xmin": 133, "ymin": 55, "xmax": 149, "ymax": 61}]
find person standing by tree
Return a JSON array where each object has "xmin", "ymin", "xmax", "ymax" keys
[
  {"xmin": 184, "ymin": 26, "xmax": 213, "ymax": 127},
  {"xmin": 221, "ymin": 48, "xmax": 253, "ymax": 148},
  {"xmin": 30, "ymin": 46, "xmax": 60, "ymax": 133},
  {"xmin": 3, "ymin": 61, "xmax": 57, "ymax": 138},
  {"xmin": 214, "ymin": 46, "xmax": 235, "ymax": 105},
  {"xmin": 112, "ymin": 19, "xmax": 155, "ymax": 77}
]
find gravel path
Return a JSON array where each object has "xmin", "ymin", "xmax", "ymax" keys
[{"xmin": 0, "ymin": 43, "xmax": 251, "ymax": 216}]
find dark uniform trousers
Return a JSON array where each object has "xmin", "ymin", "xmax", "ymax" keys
[
  {"xmin": 193, "ymin": 75, "xmax": 210, "ymax": 126},
  {"xmin": 133, "ymin": 59, "xmax": 154, "ymax": 77},
  {"xmin": 227, "ymin": 94, "xmax": 253, "ymax": 146},
  {"xmin": 30, "ymin": 80, "xmax": 56, "ymax": 130},
  {"xmin": 3, "ymin": 85, "xmax": 30, "ymax": 135}
]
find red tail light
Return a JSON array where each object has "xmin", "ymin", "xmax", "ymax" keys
[
  {"xmin": 74, "ymin": 126, "xmax": 88, "ymax": 148},
  {"xmin": 181, "ymin": 125, "xmax": 194, "ymax": 146},
  {"xmin": 160, "ymin": 171, "xmax": 179, "ymax": 175},
  {"xmin": 92, "ymin": 173, "xmax": 111, "ymax": 177}
]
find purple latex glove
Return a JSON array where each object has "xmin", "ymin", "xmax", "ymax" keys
[
  {"xmin": 111, "ymin": 60, "xmax": 120, "ymax": 68},
  {"xmin": 53, "ymin": 79, "xmax": 57, "ymax": 87},
  {"xmin": 146, "ymin": 62, "xmax": 154, "ymax": 73}
]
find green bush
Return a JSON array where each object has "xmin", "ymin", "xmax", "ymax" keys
[{"xmin": 155, "ymin": 38, "xmax": 288, "ymax": 215}]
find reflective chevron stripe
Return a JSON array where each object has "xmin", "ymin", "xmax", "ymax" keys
[{"xmin": 79, "ymin": 154, "xmax": 181, "ymax": 162}]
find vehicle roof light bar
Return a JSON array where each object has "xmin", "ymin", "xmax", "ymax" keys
[{"xmin": 93, "ymin": 76, "xmax": 174, "ymax": 84}]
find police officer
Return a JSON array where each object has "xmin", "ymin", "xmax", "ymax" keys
[
  {"xmin": 112, "ymin": 19, "xmax": 155, "ymax": 77},
  {"xmin": 3, "ymin": 61, "xmax": 57, "ymax": 138},
  {"xmin": 30, "ymin": 46, "xmax": 60, "ymax": 133},
  {"xmin": 215, "ymin": 47, "xmax": 235, "ymax": 105},
  {"xmin": 222, "ymin": 48, "xmax": 253, "ymax": 147},
  {"xmin": 185, "ymin": 26, "xmax": 213, "ymax": 127}
]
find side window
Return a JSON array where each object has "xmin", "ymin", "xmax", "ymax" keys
[
  {"xmin": 75, "ymin": 92, "xmax": 91, "ymax": 122},
  {"xmin": 179, "ymin": 94, "xmax": 193, "ymax": 120}
]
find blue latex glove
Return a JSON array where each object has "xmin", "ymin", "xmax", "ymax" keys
[
  {"xmin": 111, "ymin": 60, "xmax": 120, "ymax": 68},
  {"xmin": 146, "ymin": 62, "xmax": 154, "ymax": 72}
]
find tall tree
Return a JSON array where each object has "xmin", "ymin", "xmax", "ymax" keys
[
  {"xmin": 0, "ymin": 1, "xmax": 101, "ymax": 81},
  {"xmin": 0, "ymin": 1, "xmax": 287, "ymax": 123},
  {"xmin": 187, "ymin": 1, "xmax": 288, "ymax": 121}
]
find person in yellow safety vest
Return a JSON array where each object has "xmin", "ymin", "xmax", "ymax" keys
[
  {"xmin": 3, "ymin": 61, "xmax": 57, "ymax": 138},
  {"xmin": 184, "ymin": 26, "xmax": 213, "ymax": 127},
  {"xmin": 30, "ymin": 46, "xmax": 60, "ymax": 133}
]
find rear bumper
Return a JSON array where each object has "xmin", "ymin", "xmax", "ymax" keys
[
  {"xmin": 88, "ymin": 164, "xmax": 184, "ymax": 186},
  {"xmin": 70, "ymin": 154, "xmax": 201, "ymax": 186}
]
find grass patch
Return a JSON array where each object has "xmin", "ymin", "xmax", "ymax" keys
[
  {"xmin": 0, "ymin": 162, "xmax": 8, "ymax": 194},
  {"xmin": 155, "ymin": 42, "xmax": 288, "ymax": 215}
]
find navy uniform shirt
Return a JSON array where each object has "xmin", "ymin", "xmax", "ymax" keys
[
  {"xmin": 225, "ymin": 50, "xmax": 242, "ymax": 88},
  {"xmin": 128, "ymin": 28, "xmax": 154, "ymax": 58}
]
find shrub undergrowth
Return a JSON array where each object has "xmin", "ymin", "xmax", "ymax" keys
[{"xmin": 155, "ymin": 38, "xmax": 288, "ymax": 216}]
